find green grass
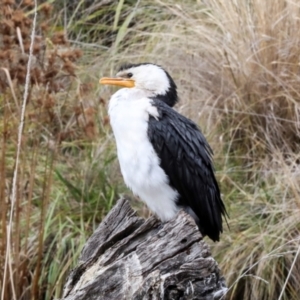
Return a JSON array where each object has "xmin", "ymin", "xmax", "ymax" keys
[{"xmin": 1, "ymin": 0, "xmax": 300, "ymax": 299}]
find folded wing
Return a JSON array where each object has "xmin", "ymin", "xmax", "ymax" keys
[{"xmin": 148, "ymin": 100, "xmax": 227, "ymax": 241}]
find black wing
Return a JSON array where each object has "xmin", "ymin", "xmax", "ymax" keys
[{"xmin": 148, "ymin": 100, "xmax": 227, "ymax": 241}]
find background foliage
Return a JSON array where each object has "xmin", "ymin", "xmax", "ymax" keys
[{"xmin": 0, "ymin": 0, "xmax": 299, "ymax": 299}]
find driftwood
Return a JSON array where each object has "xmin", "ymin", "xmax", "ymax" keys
[{"xmin": 61, "ymin": 198, "xmax": 227, "ymax": 300}]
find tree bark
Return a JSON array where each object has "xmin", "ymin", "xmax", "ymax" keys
[{"xmin": 61, "ymin": 198, "xmax": 227, "ymax": 300}]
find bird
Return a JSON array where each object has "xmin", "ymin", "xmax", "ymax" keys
[{"xmin": 99, "ymin": 63, "xmax": 227, "ymax": 241}]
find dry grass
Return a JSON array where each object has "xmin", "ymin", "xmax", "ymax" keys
[
  {"xmin": 1, "ymin": 0, "xmax": 300, "ymax": 299},
  {"xmin": 142, "ymin": 1, "xmax": 300, "ymax": 299},
  {"xmin": 0, "ymin": 1, "xmax": 119, "ymax": 299}
]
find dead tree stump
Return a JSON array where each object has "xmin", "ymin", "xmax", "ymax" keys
[{"xmin": 61, "ymin": 198, "xmax": 227, "ymax": 300}]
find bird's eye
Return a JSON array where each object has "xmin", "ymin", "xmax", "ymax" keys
[{"xmin": 127, "ymin": 73, "xmax": 133, "ymax": 78}]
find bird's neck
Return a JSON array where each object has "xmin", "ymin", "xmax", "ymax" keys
[{"xmin": 115, "ymin": 88, "xmax": 156, "ymax": 101}]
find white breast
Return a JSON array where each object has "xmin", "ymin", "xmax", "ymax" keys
[{"xmin": 108, "ymin": 88, "xmax": 179, "ymax": 221}]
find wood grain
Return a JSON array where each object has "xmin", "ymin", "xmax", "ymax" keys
[{"xmin": 60, "ymin": 198, "xmax": 227, "ymax": 300}]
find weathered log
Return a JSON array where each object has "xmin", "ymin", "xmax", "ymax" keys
[{"xmin": 61, "ymin": 198, "xmax": 227, "ymax": 300}]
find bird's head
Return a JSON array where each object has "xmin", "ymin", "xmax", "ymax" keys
[{"xmin": 100, "ymin": 63, "xmax": 178, "ymax": 107}]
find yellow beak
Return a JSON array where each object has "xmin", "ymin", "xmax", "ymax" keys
[{"xmin": 99, "ymin": 77, "xmax": 135, "ymax": 88}]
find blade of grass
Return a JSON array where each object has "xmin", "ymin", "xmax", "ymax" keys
[
  {"xmin": 113, "ymin": 0, "xmax": 125, "ymax": 30},
  {"xmin": 112, "ymin": 0, "xmax": 141, "ymax": 54},
  {"xmin": 278, "ymin": 242, "xmax": 300, "ymax": 300}
]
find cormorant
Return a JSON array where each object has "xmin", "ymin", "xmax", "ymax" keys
[{"xmin": 100, "ymin": 63, "xmax": 227, "ymax": 241}]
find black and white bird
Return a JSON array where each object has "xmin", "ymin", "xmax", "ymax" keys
[{"xmin": 100, "ymin": 63, "xmax": 227, "ymax": 241}]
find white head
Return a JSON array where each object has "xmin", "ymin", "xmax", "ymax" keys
[{"xmin": 100, "ymin": 63, "xmax": 178, "ymax": 107}]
